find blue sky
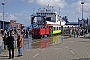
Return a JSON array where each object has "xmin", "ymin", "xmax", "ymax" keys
[{"xmin": 0, "ymin": 0, "xmax": 90, "ymax": 26}]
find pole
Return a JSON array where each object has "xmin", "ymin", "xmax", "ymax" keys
[
  {"xmin": 82, "ymin": 4, "xmax": 84, "ymax": 29},
  {"xmin": 2, "ymin": 3, "xmax": 5, "ymax": 30},
  {"xmin": 81, "ymin": 2, "xmax": 84, "ymax": 29},
  {"xmin": 82, "ymin": 4, "xmax": 83, "ymax": 20}
]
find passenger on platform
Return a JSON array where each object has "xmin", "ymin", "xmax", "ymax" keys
[
  {"xmin": 70, "ymin": 29, "xmax": 72, "ymax": 35},
  {"xmin": 84, "ymin": 29, "xmax": 86, "ymax": 37},
  {"xmin": 17, "ymin": 33, "xmax": 23, "ymax": 57},
  {"xmin": 73, "ymin": 30, "xmax": 76, "ymax": 38},
  {"xmin": 6, "ymin": 33, "xmax": 15, "ymax": 59},
  {"xmin": 78, "ymin": 29, "xmax": 81, "ymax": 36},
  {"xmin": 76, "ymin": 29, "xmax": 79, "ymax": 37},
  {"xmin": 3, "ymin": 34, "xmax": 7, "ymax": 50},
  {"xmin": 0, "ymin": 34, "xmax": 3, "ymax": 54},
  {"xmin": 26, "ymin": 30, "xmax": 28, "ymax": 38}
]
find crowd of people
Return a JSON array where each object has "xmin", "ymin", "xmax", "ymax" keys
[
  {"xmin": 0, "ymin": 27, "xmax": 88, "ymax": 59},
  {"xmin": 0, "ymin": 29, "xmax": 26, "ymax": 59},
  {"xmin": 63, "ymin": 27, "xmax": 87, "ymax": 38}
]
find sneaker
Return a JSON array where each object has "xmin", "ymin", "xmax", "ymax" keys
[
  {"xmin": 17, "ymin": 55, "xmax": 21, "ymax": 57},
  {"xmin": 20, "ymin": 55, "xmax": 23, "ymax": 56}
]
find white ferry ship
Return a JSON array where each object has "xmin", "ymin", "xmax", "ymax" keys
[{"xmin": 30, "ymin": 6, "xmax": 75, "ymax": 38}]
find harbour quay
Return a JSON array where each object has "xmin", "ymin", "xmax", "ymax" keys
[{"xmin": 0, "ymin": 34, "xmax": 90, "ymax": 60}]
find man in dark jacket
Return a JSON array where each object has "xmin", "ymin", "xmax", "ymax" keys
[{"xmin": 6, "ymin": 33, "xmax": 14, "ymax": 59}]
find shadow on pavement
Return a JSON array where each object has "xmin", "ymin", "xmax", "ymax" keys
[
  {"xmin": 72, "ymin": 58, "xmax": 90, "ymax": 60},
  {"xmin": 79, "ymin": 36, "xmax": 90, "ymax": 39}
]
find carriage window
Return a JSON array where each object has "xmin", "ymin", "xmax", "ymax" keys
[
  {"xmin": 59, "ymin": 27, "xmax": 61, "ymax": 30},
  {"xmin": 53, "ymin": 27, "xmax": 55, "ymax": 30},
  {"xmin": 57, "ymin": 27, "xmax": 58, "ymax": 30},
  {"xmin": 55, "ymin": 27, "xmax": 57, "ymax": 30}
]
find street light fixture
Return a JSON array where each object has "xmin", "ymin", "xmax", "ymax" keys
[
  {"xmin": 81, "ymin": 2, "xmax": 84, "ymax": 28},
  {"xmin": 2, "ymin": 2, "xmax": 5, "ymax": 30},
  {"xmin": 81, "ymin": 2, "xmax": 84, "ymax": 20}
]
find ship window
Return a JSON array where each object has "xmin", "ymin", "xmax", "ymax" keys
[{"xmin": 46, "ymin": 17, "xmax": 51, "ymax": 21}]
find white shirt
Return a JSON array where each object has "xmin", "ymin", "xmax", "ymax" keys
[{"xmin": 0, "ymin": 37, "xmax": 3, "ymax": 46}]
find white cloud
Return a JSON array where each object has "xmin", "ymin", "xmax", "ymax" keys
[
  {"xmin": 28, "ymin": 0, "xmax": 33, "ymax": 3},
  {"xmin": 0, "ymin": 13, "xmax": 2, "ymax": 16},
  {"xmin": 5, "ymin": 13, "xmax": 16, "ymax": 21},
  {"xmin": 21, "ymin": 0, "xmax": 67, "ymax": 8},
  {"xmin": 21, "ymin": 0, "xmax": 25, "ymax": 2},
  {"xmin": 0, "ymin": 0, "xmax": 10, "ymax": 3},
  {"xmin": 36, "ymin": 0, "xmax": 67, "ymax": 8},
  {"xmin": 0, "ymin": 13, "xmax": 2, "ymax": 20},
  {"xmin": 15, "ymin": 13, "xmax": 22, "ymax": 16},
  {"xmin": 0, "ymin": 13, "xmax": 16, "ymax": 21},
  {"xmin": 21, "ymin": 0, "xmax": 34, "ymax": 3},
  {"xmin": 71, "ymin": 0, "xmax": 90, "ymax": 14},
  {"xmin": 14, "ymin": 11, "xmax": 28, "ymax": 16}
]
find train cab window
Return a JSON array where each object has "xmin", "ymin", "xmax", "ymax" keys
[
  {"xmin": 57, "ymin": 27, "xmax": 58, "ymax": 30},
  {"xmin": 53, "ymin": 27, "xmax": 55, "ymax": 30},
  {"xmin": 55, "ymin": 27, "xmax": 57, "ymax": 30},
  {"xmin": 59, "ymin": 27, "xmax": 61, "ymax": 30}
]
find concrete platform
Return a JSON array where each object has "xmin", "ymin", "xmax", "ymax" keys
[{"xmin": 0, "ymin": 35, "xmax": 90, "ymax": 60}]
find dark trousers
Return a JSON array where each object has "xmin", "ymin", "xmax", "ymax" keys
[{"xmin": 8, "ymin": 47, "xmax": 14, "ymax": 58}]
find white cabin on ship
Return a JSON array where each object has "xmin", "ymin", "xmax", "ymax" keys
[
  {"xmin": 30, "ymin": 6, "xmax": 76, "ymax": 29},
  {"xmin": 36, "ymin": 8, "xmax": 66, "ymax": 26}
]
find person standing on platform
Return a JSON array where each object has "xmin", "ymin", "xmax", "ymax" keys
[
  {"xmin": 3, "ymin": 34, "xmax": 7, "ymax": 50},
  {"xmin": 73, "ymin": 30, "xmax": 76, "ymax": 38},
  {"xmin": 17, "ymin": 33, "xmax": 23, "ymax": 57},
  {"xmin": 0, "ymin": 34, "xmax": 3, "ymax": 54},
  {"xmin": 6, "ymin": 33, "xmax": 15, "ymax": 59},
  {"xmin": 76, "ymin": 29, "xmax": 79, "ymax": 37}
]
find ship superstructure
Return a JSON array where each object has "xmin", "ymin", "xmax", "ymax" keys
[{"xmin": 35, "ymin": 7, "xmax": 66, "ymax": 26}]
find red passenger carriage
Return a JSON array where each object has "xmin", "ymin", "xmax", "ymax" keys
[{"xmin": 31, "ymin": 15, "xmax": 50, "ymax": 39}]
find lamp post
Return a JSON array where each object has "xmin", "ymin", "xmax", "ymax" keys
[
  {"xmin": 81, "ymin": 2, "xmax": 84, "ymax": 28},
  {"xmin": 2, "ymin": 2, "xmax": 5, "ymax": 30}
]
